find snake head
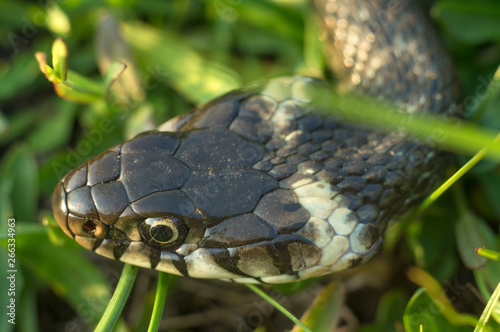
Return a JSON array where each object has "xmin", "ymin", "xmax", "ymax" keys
[
  {"xmin": 53, "ymin": 125, "xmax": 323, "ymax": 282},
  {"xmin": 52, "ymin": 86, "xmax": 391, "ymax": 284},
  {"xmin": 51, "ymin": 131, "xmax": 202, "ymax": 268}
]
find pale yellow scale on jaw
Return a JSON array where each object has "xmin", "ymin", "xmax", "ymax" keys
[
  {"xmin": 229, "ymin": 246, "xmax": 281, "ymax": 278},
  {"xmin": 260, "ymin": 274, "xmax": 299, "ymax": 284},
  {"xmin": 319, "ymin": 236, "xmax": 350, "ymax": 267},
  {"xmin": 93, "ymin": 239, "xmax": 117, "ymax": 261},
  {"xmin": 118, "ymin": 242, "xmax": 156, "ymax": 269},
  {"xmin": 350, "ymin": 224, "xmax": 381, "ymax": 254},
  {"xmin": 184, "ymin": 249, "xmax": 240, "ymax": 279}
]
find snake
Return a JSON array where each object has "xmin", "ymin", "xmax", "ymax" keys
[{"xmin": 52, "ymin": 0, "xmax": 460, "ymax": 284}]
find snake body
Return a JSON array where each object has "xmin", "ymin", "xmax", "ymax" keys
[{"xmin": 52, "ymin": 0, "xmax": 460, "ymax": 283}]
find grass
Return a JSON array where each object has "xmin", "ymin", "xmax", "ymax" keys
[{"xmin": 1, "ymin": 0, "xmax": 500, "ymax": 331}]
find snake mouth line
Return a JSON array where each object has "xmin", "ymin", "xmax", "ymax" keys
[{"xmin": 70, "ymin": 217, "xmax": 384, "ymax": 284}]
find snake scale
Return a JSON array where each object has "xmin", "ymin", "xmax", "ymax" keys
[{"xmin": 52, "ymin": 0, "xmax": 460, "ymax": 284}]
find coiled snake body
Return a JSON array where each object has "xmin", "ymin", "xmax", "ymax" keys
[{"xmin": 52, "ymin": 0, "xmax": 460, "ymax": 283}]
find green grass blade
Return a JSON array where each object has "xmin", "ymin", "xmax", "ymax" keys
[
  {"xmin": 404, "ymin": 288, "xmax": 471, "ymax": 332},
  {"xmin": 292, "ymin": 281, "xmax": 343, "ymax": 332},
  {"xmin": 407, "ymin": 267, "xmax": 479, "ymax": 327},
  {"xmin": 95, "ymin": 264, "xmax": 139, "ymax": 332},
  {"xmin": 246, "ymin": 284, "xmax": 312, "ymax": 332},
  {"xmin": 474, "ymin": 281, "xmax": 500, "ymax": 332},
  {"xmin": 383, "ymin": 64, "xmax": 500, "ymax": 253},
  {"xmin": 303, "ymin": 83, "xmax": 500, "ymax": 161},
  {"xmin": 384, "ymin": 69, "xmax": 500, "ymax": 252},
  {"xmin": 147, "ymin": 272, "xmax": 170, "ymax": 332},
  {"xmin": 418, "ymin": 132, "xmax": 500, "ymax": 214},
  {"xmin": 476, "ymin": 248, "xmax": 500, "ymax": 261}
]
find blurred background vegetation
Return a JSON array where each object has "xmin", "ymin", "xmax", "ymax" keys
[{"xmin": 1, "ymin": 0, "xmax": 500, "ymax": 331}]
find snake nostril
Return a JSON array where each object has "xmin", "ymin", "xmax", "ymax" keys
[{"xmin": 83, "ymin": 220, "xmax": 97, "ymax": 233}]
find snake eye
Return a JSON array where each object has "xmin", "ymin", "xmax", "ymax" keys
[
  {"xmin": 139, "ymin": 217, "xmax": 188, "ymax": 249},
  {"xmin": 150, "ymin": 224, "xmax": 174, "ymax": 243}
]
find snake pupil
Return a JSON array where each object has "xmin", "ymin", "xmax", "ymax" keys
[
  {"xmin": 150, "ymin": 224, "xmax": 174, "ymax": 243},
  {"xmin": 83, "ymin": 220, "xmax": 96, "ymax": 233}
]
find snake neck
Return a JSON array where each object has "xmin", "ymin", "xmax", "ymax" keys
[{"xmin": 313, "ymin": 0, "xmax": 460, "ymax": 114}]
